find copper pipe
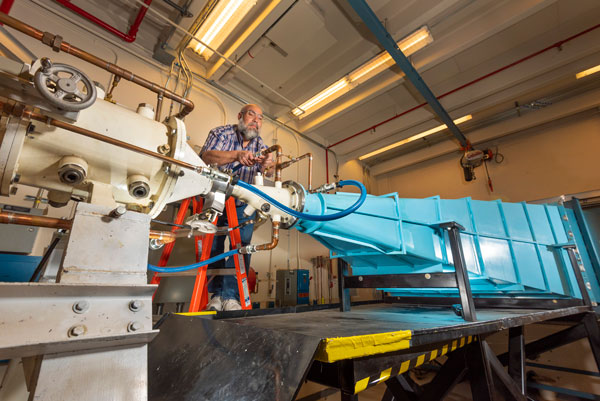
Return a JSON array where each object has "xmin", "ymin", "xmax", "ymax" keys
[
  {"xmin": 278, "ymin": 152, "xmax": 313, "ymax": 191},
  {"xmin": 1, "ymin": 101, "xmax": 202, "ymax": 173},
  {"xmin": 260, "ymin": 145, "xmax": 282, "ymax": 182},
  {"xmin": 149, "ymin": 229, "xmax": 176, "ymax": 244},
  {"xmin": 1, "ymin": 210, "xmax": 177, "ymax": 243},
  {"xmin": 0, "ymin": 211, "xmax": 72, "ymax": 230},
  {"xmin": 155, "ymin": 93, "xmax": 163, "ymax": 122},
  {"xmin": 105, "ymin": 75, "xmax": 120, "ymax": 102},
  {"xmin": 254, "ymin": 221, "xmax": 280, "ymax": 251},
  {"xmin": 0, "ymin": 12, "xmax": 194, "ymax": 119}
]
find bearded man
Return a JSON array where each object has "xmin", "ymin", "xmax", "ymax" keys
[{"xmin": 199, "ymin": 104, "xmax": 273, "ymax": 311}]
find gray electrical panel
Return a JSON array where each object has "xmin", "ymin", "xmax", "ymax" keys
[
  {"xmin": 276, "ymin": 269, "xmax": 310, "ymax": 307},
  {"xmin": 0, "ymin": 203, "xmax": 44, "ymax": 254}
]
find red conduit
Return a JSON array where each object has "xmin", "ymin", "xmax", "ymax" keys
[
  {"xmin": 55, "ymin": 0, "xmax": 152, "ymax": 43},
  {"xmin": 326, "ymin": 22, "xmax": 600, "ymax": 156},
  {"xmin": 0, "ymin": 0, "xmax": 15, "ymax": 24}
]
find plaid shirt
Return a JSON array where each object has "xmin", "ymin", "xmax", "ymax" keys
[{"xmin": 200, "ymin": 124, "xmax": 267, "ymax": 184}]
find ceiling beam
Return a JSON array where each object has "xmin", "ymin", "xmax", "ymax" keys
[{"xmin": 346, "ymin": 0, "xmax": 470, "ymax": 149}]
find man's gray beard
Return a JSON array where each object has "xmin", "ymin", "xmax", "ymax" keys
[{"xmin": 238, "ymin": 119, "xmax": 259, "ymax": 140}]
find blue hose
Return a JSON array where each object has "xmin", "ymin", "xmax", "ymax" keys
[
  {"xmin": 147, "ymin": 249, "xmax": 238, "ymax": 273},
  {"xmin": 236, "ymin": 179, "xmax": 367, "ymax": 221},
  {"xmin": 147, "ymin": 180, "xmax": 366, "ymax": 272}
]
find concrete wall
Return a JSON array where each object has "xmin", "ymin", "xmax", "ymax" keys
[
  {"xmin": 375, "ymin": 112, "xmax": 600, "ymax": 202},
  {"xmin": 0, "ymin": 2, "xmax": 365, "ymax": 305}
]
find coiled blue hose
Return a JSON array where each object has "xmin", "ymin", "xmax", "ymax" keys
[
  {"xmin": 236, "ymin": 179, "xmax": 367, "ymax": 221},
  {"xmin": 148, "ymin": 249, "xmax": 238, "ymax": 273},
  {"xmin": 147, "ymin": 179, "xmax": 367, "ymax": 272}
]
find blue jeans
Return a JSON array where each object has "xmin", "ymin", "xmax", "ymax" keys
[{"xmin": 207, "ymin": 204, "xmax": 255, "ymax": 300}]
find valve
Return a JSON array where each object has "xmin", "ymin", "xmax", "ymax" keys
[{"xmin": 33, "ymin": 59, "xmax": 97, "ymax": 111}]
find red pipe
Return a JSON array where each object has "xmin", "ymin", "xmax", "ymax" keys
[
  {"xmin": 55, "ymin": 0, "xmax": 152, "ymax": 43},
  {"xmin": 0, "ymin": 0, "xmax": 14, "ymax": 25},
  {"xmin": 0, "ymin": 0, "xmax": 14, "ymax": 14},
  {"xmin": 327, "ymin": 23, "xmax": 600, "ymax": 151}
]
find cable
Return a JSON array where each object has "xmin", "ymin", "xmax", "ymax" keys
[
  {"xmin": 483, "ymin": 159, "xmax": 493, "ymax": 192},
  {"xmin": 494, "ymin": 146, "xmax": 505, "ymax": 163},
  {"xmin": 148, "ymin": 249, "xmax": 238, "ymax": 273},
  {"xmin": 236, "ymin": 179, "xmax": 367, "ymax": 222}
]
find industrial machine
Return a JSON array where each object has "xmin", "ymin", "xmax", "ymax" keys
[
  {"xmin": 0, "ymin": 13, "xmax": 361, "ymax": 401},
  {"xmin": 1, "ymin": 12, "xmax": 599, "ymax": 401}
]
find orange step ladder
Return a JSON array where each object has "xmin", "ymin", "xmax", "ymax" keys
[{"xmin": 152, "ymin": 197, "xmax": 252, "ymax": 311}]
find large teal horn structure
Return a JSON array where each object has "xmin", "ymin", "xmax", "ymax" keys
[{"xmin": 295, "ymin": 192, "xmax": 600, "ymax": 302}]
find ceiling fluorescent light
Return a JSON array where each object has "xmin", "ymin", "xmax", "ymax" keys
[
  {"xmin": 292, "ymin": 78, "xmax": 350, "ymax": 116},
  {"xmin": 349, "ymin": 26, "xmax": 432, "ymax": 83},
  {"xmin": 358, "ymin": 115, "xmax": 472, "ymax": 160},
  {"xmin": 189, "ymin": 0, "xmax": 256, "ymax": 60},
  {"xmin": 292, "ymin": 26, "xmax": 433, "ymax": 118},
  {"xmin": 576, "ymin": 64, "xmax": 600, "ymax": 79}
]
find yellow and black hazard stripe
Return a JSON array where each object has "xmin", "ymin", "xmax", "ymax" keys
[{"xmin": 353, "ymin": 335, "xmax": 476, "ymax": 394}]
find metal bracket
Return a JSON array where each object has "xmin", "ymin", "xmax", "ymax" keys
[{"xmin": 0, "ymin": 282, "xmax": 157, "ymax": 359}]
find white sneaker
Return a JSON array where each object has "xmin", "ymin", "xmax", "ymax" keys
[
  {"xmin": 206, "ymin": 296, "xmax": 223, "ymax": 311},
  {"xmin": 222, "ymin": 299, "xmax": 242, "ymax": 311}
]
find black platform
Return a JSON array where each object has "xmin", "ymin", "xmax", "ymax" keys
[{"xmin": 148, "ymin": 303, "xmax": 595, "ymax": 401}]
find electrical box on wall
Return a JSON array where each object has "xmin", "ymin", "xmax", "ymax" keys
[
  {"xmin": 276, "ymin": 269, "xmax": 310, "ymax": 307},
  {"xmin": 0, "ymin": 204, "xmax": 44, "ymax": 254}
]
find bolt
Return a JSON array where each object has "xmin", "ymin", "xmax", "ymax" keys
[
  {"xmin": 261, "ymin": 203, "xmax": 271, "ymax": 212},
  {"xmin": 69, "ymin": 325, "xmax": 85, "ymax": 337},
  {"xmin": 562, "ymin": 215, "xmax": 568, "ymax": 221},
  {"xmin": 358, "ymin": 276, "xmax": 363, "ymax": 282},
  {"xmin": 129, "ymin": 300, "xmax": 143, "ymax": 312},
  {"xmin": 425, "ymin": 273, "xmax": 431, "ymax": 280},
  {"xmin": 128, "ymin": 321, "xmax": 142, "ymax": 332},
  {"xmin": 586, "ymin": 282, "xmax": 592, "ymax": 290},
  {"xmin": 110, "ymin": 205, "xmax": 127, "ymax": 217},
  {"xmin": 157, "ymin": 143, "xmax": 171, "ymax": 155},
  {"xmin": 72, "ymin": 300, "xmax": 89, "ymax": 314},
  {"xmin": 568, "ymin": 231, "xmax": 574, "ymax": 238},
  {"xmin": 40, "ymin": 57, "xmax": 52, "ymax": 72}
]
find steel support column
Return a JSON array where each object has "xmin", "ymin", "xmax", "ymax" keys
[
  {"xmin": 338, "ymin": 259, "xmax": 351, "ymax": 312},
  {"xmin": 420, "ymin": 348, "xmax": 467, "ymax": 401},
  {"xmin": 508, "ymin": 326, "xmax": 526, "ymax": 396},
  {"xmin": 465, "ymin": 338, "xmax": 495, "ymax": 401},
  {"xmin": 440, "ymin": 222, "xmax": 476, "ymax": 321}
]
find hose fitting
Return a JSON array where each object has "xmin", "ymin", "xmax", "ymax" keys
[
  {"xmin": 239, "ymin": 245, "xmax": 257, "ymax": 254},
  {"xmin": 312, "ymin": 182, "xmax": 337, "ymax": 193}
]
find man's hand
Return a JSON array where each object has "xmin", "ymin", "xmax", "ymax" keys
[
  {"xmin": 256, "ymin": 154, "xmax": 275, "ymax": 177},
  {"xmin": 236, "ymin": 150, "xmax": 257, "ymax": 166}
]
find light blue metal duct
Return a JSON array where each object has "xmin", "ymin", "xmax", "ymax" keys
[{"xmin": 294, "ymin": 192, "xmax": 600, "ymax": 302}]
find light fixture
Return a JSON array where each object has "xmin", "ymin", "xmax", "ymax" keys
[
  {"xmin": 575, "ymin": 64, "xmax": 600, "ymax": 79},
  {"xmin": 189, "ymin": 0, "xmax": 256, "ymax": 60},
  {"xmin": 292, "ymin": 26, "xmax": 433, "ymax": 118},
  {"xmin": 358, "ymin": 115, "xmax": 472, "ymax": 160},
  {"xmin": 291, "ymin": 78, "xmax": 350, "ymax": 116}
]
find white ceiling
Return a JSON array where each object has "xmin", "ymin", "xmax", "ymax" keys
[{"xmin": 34, "ymin": 0, "xmax": 600, "ymax": 165}]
